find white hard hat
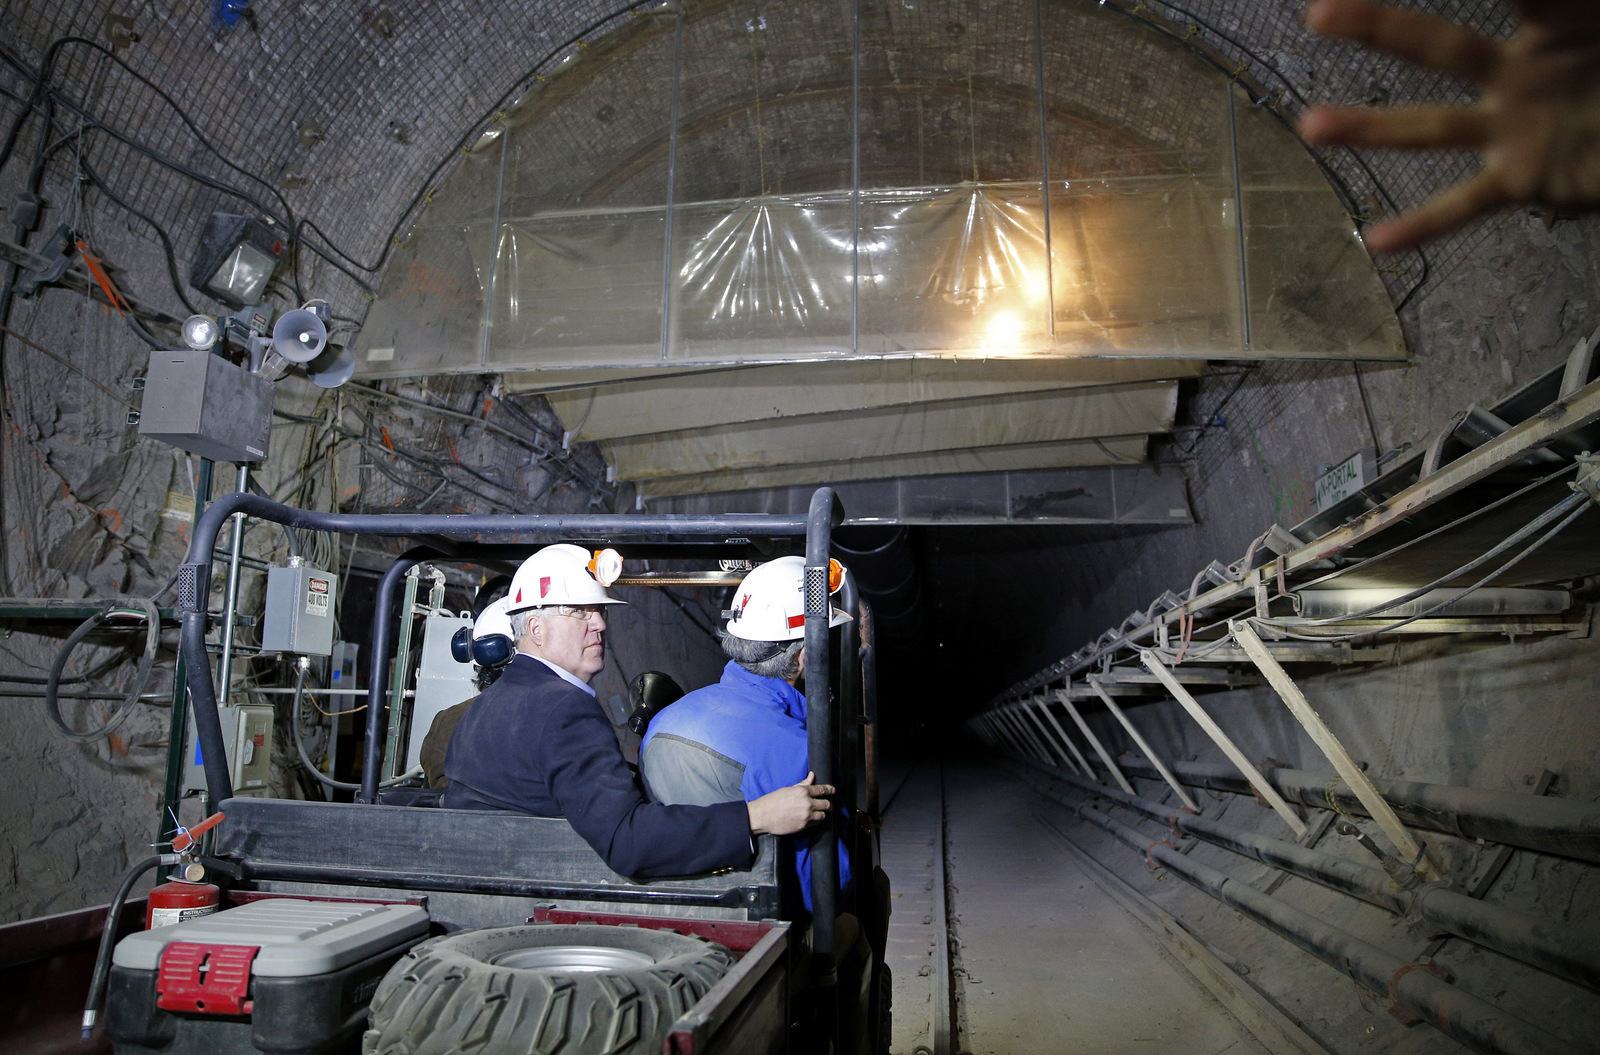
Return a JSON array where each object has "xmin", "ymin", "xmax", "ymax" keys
[
  {"xmin": 723, "ymin": 555, "xmax": 852, "ymax": 642},
  {"xmin": 473, "ymin": 596, "xmax": 514, "ymax": 640},
  {"xmin": 506, "ymin": 543, "xmax": 627, "ymax": 613}
]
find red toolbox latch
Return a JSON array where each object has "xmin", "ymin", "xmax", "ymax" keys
[{"xmin": 156, "ymin": 942, "xmax": 260, "ymax": 1016}]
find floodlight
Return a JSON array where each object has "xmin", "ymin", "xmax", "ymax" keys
[{"xmin": 190, "ymin": 213, "xmax": 285, "ymax": 307}]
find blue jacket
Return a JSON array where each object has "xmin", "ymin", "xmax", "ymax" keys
[
  {"xmin": 441, "ymin": 655, "xmax": 752, "ymax": 879},
  {"xmin": 640, "ymin": 660, "xmax": 852, "ymax": 916}
]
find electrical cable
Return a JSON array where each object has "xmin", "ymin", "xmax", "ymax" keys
[
  {"xmin": 1152, "ymin": 492, "xmax": 1589, "ymax": 657},
  {"xmin": 1353, "ymin": 362, "xmax": 1382, "ymax": 454},
  {"xmin": 80, "ymin": 853, "xmax": 166, "ymax": 1039},
  {"xmin": 1089, "ymin": 463, "xmax": 1589, "ymax": 671},
  {"xmin": 659, "ymin": 586, "xmax": 718, "ymax": 640},
  {"xmin": 1255, "ymin": 493, "xmax": 1593, "ymax": 643},
  {"xmin": 246, "ymin": 476, "xmax": 302, "ymax": 557},
  {"xmin": 76, "ymin": 157, "xmax": 201, "ymax": 315},
  {"xmin": 290, "ymin": 665, "xmax": 420, "ymax": 792},
  {"xmin": 1288, "ymin": 462, "xmax": 1580, "ymax": 594},
  {"xmin": 1276, "ymin": 490, "xmax": 1588, "ymax": 628},
  {"xmin": 44, "ymin": 598, "xmax": 162, "ymax": 743},
  {"xmin": 3, "ymin": 37, "xmax": 378, "ymax": 297}
]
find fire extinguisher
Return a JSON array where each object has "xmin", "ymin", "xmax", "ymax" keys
[
  {"xmin": 147, "ymin": 811, "xmax": 226, "ymax": 929},
  {"xmin": 146, "ymin": 867, "xmax": 219, "ymax": 928}
]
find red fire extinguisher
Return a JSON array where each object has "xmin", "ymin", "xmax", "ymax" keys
[
  {"xmin": 146, "ymin": 870, "xmax": 219, "ymax": 928},
  {"xmin": 148, "ymin": 811, "xmax": 226, "ymax": 929}
]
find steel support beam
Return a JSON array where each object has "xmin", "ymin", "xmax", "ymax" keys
[
  {"xmin": 639, "ymin": 464, "xmax": 1193, "ymax": 526},
  {"xmin": 1231, "ymin": 621, "xmax": 1442, "ymax": 881},
  {"xmin": 1086, "ymin": 677, "xmax": 1200, "ymax": 812},
  {"xmin": 1058, "ymin": 692, "xmax": 1135, "ymax": 795},
  {"xmin": 1140, "ymin": 650, "xmax": 1306, "ymax": 837},
  {"xmin": 1029, "ymin": 698, "xmax": 1095, "ymax": 778}
]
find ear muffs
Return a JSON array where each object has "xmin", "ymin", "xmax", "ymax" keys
[
  {"xmin": 450, "ymin": 626, "xmax": 473, "ymax": 664},
  {"xmin": 471, "ymin": 634, "xmax": 515, "ymax": 669}
]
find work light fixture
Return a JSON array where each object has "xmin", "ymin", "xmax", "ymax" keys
[{"xmin": 190, "ymin": 212, "xmax": 285, "ymax": 307}]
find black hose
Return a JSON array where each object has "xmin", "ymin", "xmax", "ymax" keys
[
  {"xmin": 1019, "ymin": 759, "xmax": 1600, "ymax": 992},
  {"xmin": 45, "ymin": 598, "xmax": 161, "ymax": 743},
  {"xmin": 1068, "ymin": 800, "xmax": 1586, "ymax": 1055},
  {"xmin": 81, "ymin": 854, "xmax": 165, "ymax": 1038},
  {"xmin": 291, "ymin": 665, "xmax": 417, "ymax": 793},
  {"xmin": 1113, "ymin": 756, "xmax": 1600, "ymax": 867}
]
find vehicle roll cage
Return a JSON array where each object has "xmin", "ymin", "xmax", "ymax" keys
[{"xmin": 174, "ymin": 487, "xmax": 848, "ymax": 945}]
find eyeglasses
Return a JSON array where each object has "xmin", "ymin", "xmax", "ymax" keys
[{"xmin": 547, "ymin": 604, "xmax": 606, "ymax": 621}]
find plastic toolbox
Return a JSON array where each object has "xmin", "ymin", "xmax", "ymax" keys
[{"xmin": 103, "ymin": 897, "xmax": 429, "ymax": 1055}]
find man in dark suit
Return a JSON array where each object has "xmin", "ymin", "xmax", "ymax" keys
[{"xmin": 442, "ymin": 544, "xmax": 831, "ymax": 879}]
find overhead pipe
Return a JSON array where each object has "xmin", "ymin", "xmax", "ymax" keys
[
  {"xmin": 1016, "ymin": 759, "xmax": 1600, "ymax": 993},
  {"xmin": 1068, "ymin": 801, "xmax": 1586, "ymax": 1055},
  {"xmin": 1111, "ymin": 756, "xmax": 1600, "ymax": 866}
]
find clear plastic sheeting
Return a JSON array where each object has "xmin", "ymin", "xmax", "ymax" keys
[{"xmin": 354, "ymin": 0, "xmax": 1405, "ymax": 378}]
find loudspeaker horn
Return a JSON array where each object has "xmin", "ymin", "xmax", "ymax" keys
[
  {"xmin": 304, "ymin": 344, "xmax": 355, "ymax": 389},
  {"xmin": 271, "ymin": 308, "xmax": 328, "ymax": 364}
]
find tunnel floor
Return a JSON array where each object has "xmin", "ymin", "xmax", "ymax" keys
[{"xmin": 882, "ymin": 758, "xmax": 1272, "ymax": 1055}]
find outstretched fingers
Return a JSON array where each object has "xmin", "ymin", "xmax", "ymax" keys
[
  {"xmin": 1362, "ymin": 171, "xmax": 1509, "ymax": 253},
  {"xmin": 1299, "ymin": 103, "xmax": 1491, "ymax": 150},
  {"xmin": 1306, "ymin": 0, "xmax": 1501, "ymax": 82}
]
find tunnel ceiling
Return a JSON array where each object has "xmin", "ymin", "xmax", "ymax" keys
[
  {"xmin": 3, "ymin": 2, "xmax": 1495, "ymax": 525},
  {"xmin": 0, "ymin": 2, "xmax": 1514, "ymax": 641},
  {"xmin": 339, "ymin": 0, "xmax": 1415, "ymax": 512}
]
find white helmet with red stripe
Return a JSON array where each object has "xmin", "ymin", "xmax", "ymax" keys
[
  {"xmin": 506, "ymin": 544, "xmax": 627, "ymax": 613},
  {"xmin": 722, "ymin": 555, "xmax": 852, "ymax": 642}
]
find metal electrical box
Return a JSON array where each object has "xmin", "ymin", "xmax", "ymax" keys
[
  {"xmin": 184, "ymin": 704, "xmax": 275, "ymax": 796},
  {"xmin": 402, "ymin": 614, "xmax": 476, "ymax": 773},
  {"xmin": 138, "ymin": 349, "xmax": 273, "ymax": 463},
  {"xmin": 262, "ymin": 560, "xmax": 337, "ymax": 656}
]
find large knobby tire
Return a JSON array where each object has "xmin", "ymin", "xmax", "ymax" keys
[{"xmin": 362, "ymin": 923, "xmax": 735, "ymax": 1055}]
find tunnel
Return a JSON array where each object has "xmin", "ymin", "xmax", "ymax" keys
[{"xmin": 2, "ymin": 0, "xmax": 1599, "ymax": 1052}]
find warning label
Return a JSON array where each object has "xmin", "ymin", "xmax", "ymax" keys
[{"xmin": 306, "ymin": 576, "xmax": 331, "ymax": 616}]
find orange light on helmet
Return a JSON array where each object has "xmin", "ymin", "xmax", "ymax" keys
[
  {"xmin": 590, "ymin": 548, "xmax": 623, "ymax": 586},
  {"xmin": 828, "ymin": 558, "xmax": 845, "ymax": 594}
]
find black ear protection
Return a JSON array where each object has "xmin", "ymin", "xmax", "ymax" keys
[
  {"xmin": 451, "ymin": 628, "xmax": 515, "ymax": 669},
  {"xmin": 472, "ymin": 634, "xmax": 515, "ymax": 669}
]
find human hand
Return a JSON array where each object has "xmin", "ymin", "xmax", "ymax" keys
[
  {"xmin": 1298, "ymin": 0, "xmax": 1600, "ymax": 252},
  {"xmin": 747, "ymin": 772, "xmax": 834, "ymax": 836}
]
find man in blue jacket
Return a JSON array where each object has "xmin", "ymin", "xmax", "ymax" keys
[
  {"xmin": 639, "ymin": 555, "xmax": 854, "ymax": 915},
  {"xmin": 443, "ymin": 544, "xmax": 831, "ymax": 880}
]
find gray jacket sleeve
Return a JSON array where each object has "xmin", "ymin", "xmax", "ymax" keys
[{"xmin": 641, "ymin": 734, "xmax": 746, "ymax": 807}]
